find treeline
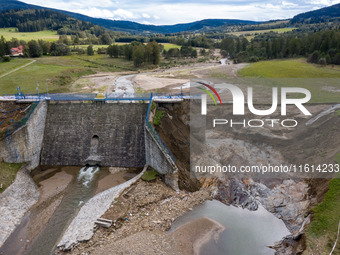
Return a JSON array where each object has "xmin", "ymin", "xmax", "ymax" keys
[
  {"xmin": 106, "ymin": 41, "xmax": 160, "ymax": 67},
  {"xmin": 0, "ymin": 36, "xmax": 11, "ymax": 61},
  {"xmin": 220, "ymin": 29, "xmax": 340, "ymax": 65},
  {"xmin": 0, "ymin": 35, "xmax": 163, "ymax": 67},
  {"xmin": 162, "ymin": 46, "xmax": 197, "ymax": 58}
]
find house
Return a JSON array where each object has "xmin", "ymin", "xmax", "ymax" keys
[{"xmin": 10, "ymin": 45, "xmax": 24, "ymax": 57}]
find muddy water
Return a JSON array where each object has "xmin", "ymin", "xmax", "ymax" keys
[
  {"xmin": 170, "ymin": 200, "xmax": 290, "ymax": 255},
  {"xmin": 0, "ymin": 166, "xmax": 139, "ymax": 255}
]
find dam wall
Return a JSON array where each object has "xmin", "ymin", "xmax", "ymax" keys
[{"xmin": 40, "ymin": 102, "xmax": 148, "ymax": 167}]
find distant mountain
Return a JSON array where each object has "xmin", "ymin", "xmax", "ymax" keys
[
  {"xmin": 291, "ymin": 3, "xmax": 340, "ymax": 23},
  {"xmin": 0, "ymin": 0, "xmax": 258, "ymax": 33}
]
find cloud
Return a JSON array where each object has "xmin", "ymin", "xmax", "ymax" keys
[
  {"xmin": 20, "ymin": 0, "xmax": 340, "ymax": 25},
  {"xmin": 112, "ymin": 8, "xmax": 138, "ymax": 19}
]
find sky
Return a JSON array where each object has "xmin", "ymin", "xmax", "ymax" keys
[{"xmin": 21, "ymin": 0, "xmax": 340, "ymax": 25}]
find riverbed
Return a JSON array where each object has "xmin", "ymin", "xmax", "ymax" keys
[{"xmin": 0, "ymin": 166, "xmax": 140, "ymax": 255}]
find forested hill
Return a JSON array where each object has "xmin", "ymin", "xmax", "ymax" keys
[
  {"xmin": 291, "ymin": 3, "xmax": 340, "ymax": 24},
  {"xmin": 0, "ymin": 0, "xmax": 258, "ymax": 33},
  {"xmin": 0, "ymin": 9, "xmax": 104, "ymax": 34}
]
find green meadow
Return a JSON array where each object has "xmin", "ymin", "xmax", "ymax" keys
[
  {"xmin": 0, "ymin": 28, "xmax": 61, "ymax": 42},
  {"xmin": 0, "ymin": 58, "xmax": 32, "ymax": 76},
  {"xmin": 229, "ymin": 27, "xmax": 295, "ymax": 40},
  {"xmin": 0, "ymin": 54, "xmax": 136, "ymax": 94}
]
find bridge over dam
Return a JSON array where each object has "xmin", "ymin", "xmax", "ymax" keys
[{"xmin": 0, "ymin": 95, "xmax": 182, "ymax": 189}]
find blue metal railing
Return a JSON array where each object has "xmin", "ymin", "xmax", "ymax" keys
[
  {"xmin": 145, "ymin": 94, "xmax": 176, "ymax": 164},
  {"xmin": 2, "ymin": 92, "xmax": 198, "ymax": 102},
  {"xmin": 146, "ymin": 121, "xmax": 176, "ymax": 163},
  {"xmin": 145, "ymin": 93, "xmax": 153, "ymax": 124}
]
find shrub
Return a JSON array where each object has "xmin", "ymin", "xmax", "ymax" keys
[
  {"xmin": 153, "ymin": 110, "xmax": 164, "ymax": 125},
  {"xmin": 141, "ymin": 169, "xmax": 158, "ymax": 181}
]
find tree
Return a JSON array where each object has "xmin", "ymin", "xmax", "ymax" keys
[
  {"xmin": 38, "ymin": 40, "xmax": 50, "ymax": 55},
  {"xmin": 50, "ymin": 42, "xmax": 70, "ymax": 56},
  {"xmin": 107, "ymin": 44, "xmax": 119, "ymax": 58},
  {"xmin": 124, "ymin": 44, "xmax": 133, "ymax": 61},
  {"xmin": 28, "ymin": 40, "xmax": 43, "ymax": 58},
  {"xmin": 132, "ymin": 45, "xmax": 145, "ymax": 67},
  {"xmin": 150, "ymin": 40, "xmax": 160, "ymax": 65},
  {"xmin": 100, "ymin": 33, "xmax": 113, "ymax": 45},
  {"xmin": 87, "ymin": 45, "xmax": 94, "ymax": 56}
]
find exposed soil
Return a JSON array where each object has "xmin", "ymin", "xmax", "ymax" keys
[{"xmin": 66, "ymin": 178, "xmax": 211, "ymax": 255}]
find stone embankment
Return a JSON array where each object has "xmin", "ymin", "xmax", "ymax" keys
[{"xmin": 0, "ymin": 166, "xmax": 39, "ymax": 247}]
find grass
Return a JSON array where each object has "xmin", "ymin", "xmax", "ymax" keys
[
  {"xmin": 304, "ymin": 153, "xmax": 340, "ymax": 254},
  {"xmin": 0, "ymin": 28, "xmax": 61, "ymax": 42},
  {"xmin": 153, "ymin": 110, "xmax": 164, "ymax": 125},
  {"xmin": 161, "ymin": 43, "xmax": 181, "ymax": 51},
  {"xmin": 141, "ymin": 169, "xmax": 158, "ymax": 181},
  {"xmin": 305, "ymin": 161, "xmax": 340, "ymax": 254},
  {"xmin": 0, "ymin": 54, "xmax": 136, "ymax": 94},
  {"xmin": 0, "ymin": 162, "xmax": 23, "ymax": 193},
  {"xmin": 0, "ymin": 58, "xmax": 32, "ymax": 76},
  {"xmin": 229, "ymin": 27, "xmax": 295, "ymax": 40},
  {"xmin": 73, "ymin": 45, "xmax": 110, "ymax": 50},
  {"xmin": 336, "ymin": 110, "xmax": 340, "ymax": 117},
  {"xmin": 238, "ymin": 59, "xmax": 340, "ymax": 103}
]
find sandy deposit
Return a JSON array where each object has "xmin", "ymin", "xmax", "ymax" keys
[
  {"xmin": 38, "ymin": 171, "xmax": 73, "ymax": 202},
  {"xmin": 132, "ymin": 74, "xmax": 189, "ymax": 91}
]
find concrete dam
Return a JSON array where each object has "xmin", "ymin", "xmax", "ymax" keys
[
  {"xmin": 41, "ymin": 103, "xmax": 148, "ymax": 167},
  {"xmin": 0, "ymin": 101, "xmax": 178, "ymax": 188}
]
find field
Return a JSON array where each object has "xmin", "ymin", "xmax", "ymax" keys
[
  {"xmin": 0, "ymin": 54, "xmax": 137, "ymax": 94},
  {"xmin": 0, "ymin": 58, "xmax": 32, "ymax": 76},
  {"xmin": 0, "ymin": 162, "xmax": 22, "ymax": 193},
  {"xmin": 0, "ymin": 28, "xmax": 60, "ymax": 42},
  {"xmin": 238, "ymin": 59, "xmax": 340, "ymax": 103},
  {"xmin": 161, "ymin": 43, "xmax": 181, "ymax": 50},
  {"xmin": 229, "ymin": 27, "xmax": 295, "ymax": 40}
]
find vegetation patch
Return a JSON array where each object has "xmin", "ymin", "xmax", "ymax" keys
[
  {"xmin": 305, "ymin": 153, "xmax": 340, "ymax": 254},
  {"xmin": 141, "ymin": 169, "xmax": 158, "ymax": 181},
  {"xmin": 0, "ymin": 162, "xmax": 23, "ymax": 193},
  {"xmin": 335, "ymin": 153, "xmax": 340, "ymax": 164},
  {"xmin": 336, "ymin": 110, "xmax": 340, "ymax": 117},
  {"xmin": 153, "ymin": 110, "xmax": 164, "ymax": 126}
]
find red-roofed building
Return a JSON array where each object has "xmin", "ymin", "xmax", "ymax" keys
[{"xmin": 10, "ymin": 45, "xmax": 24, "ymax": 57}]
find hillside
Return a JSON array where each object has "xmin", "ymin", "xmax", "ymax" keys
[
  {"xmin": 291, "ymin": 3, "xmax": 340, "ymax": 23},
  {"xmin": 0, "ymin": 8, "xmax": 98, "ymax": 33},
  {"xmin": 0, "ymin": 0, "xmax": 258, "ymax": 34}
]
